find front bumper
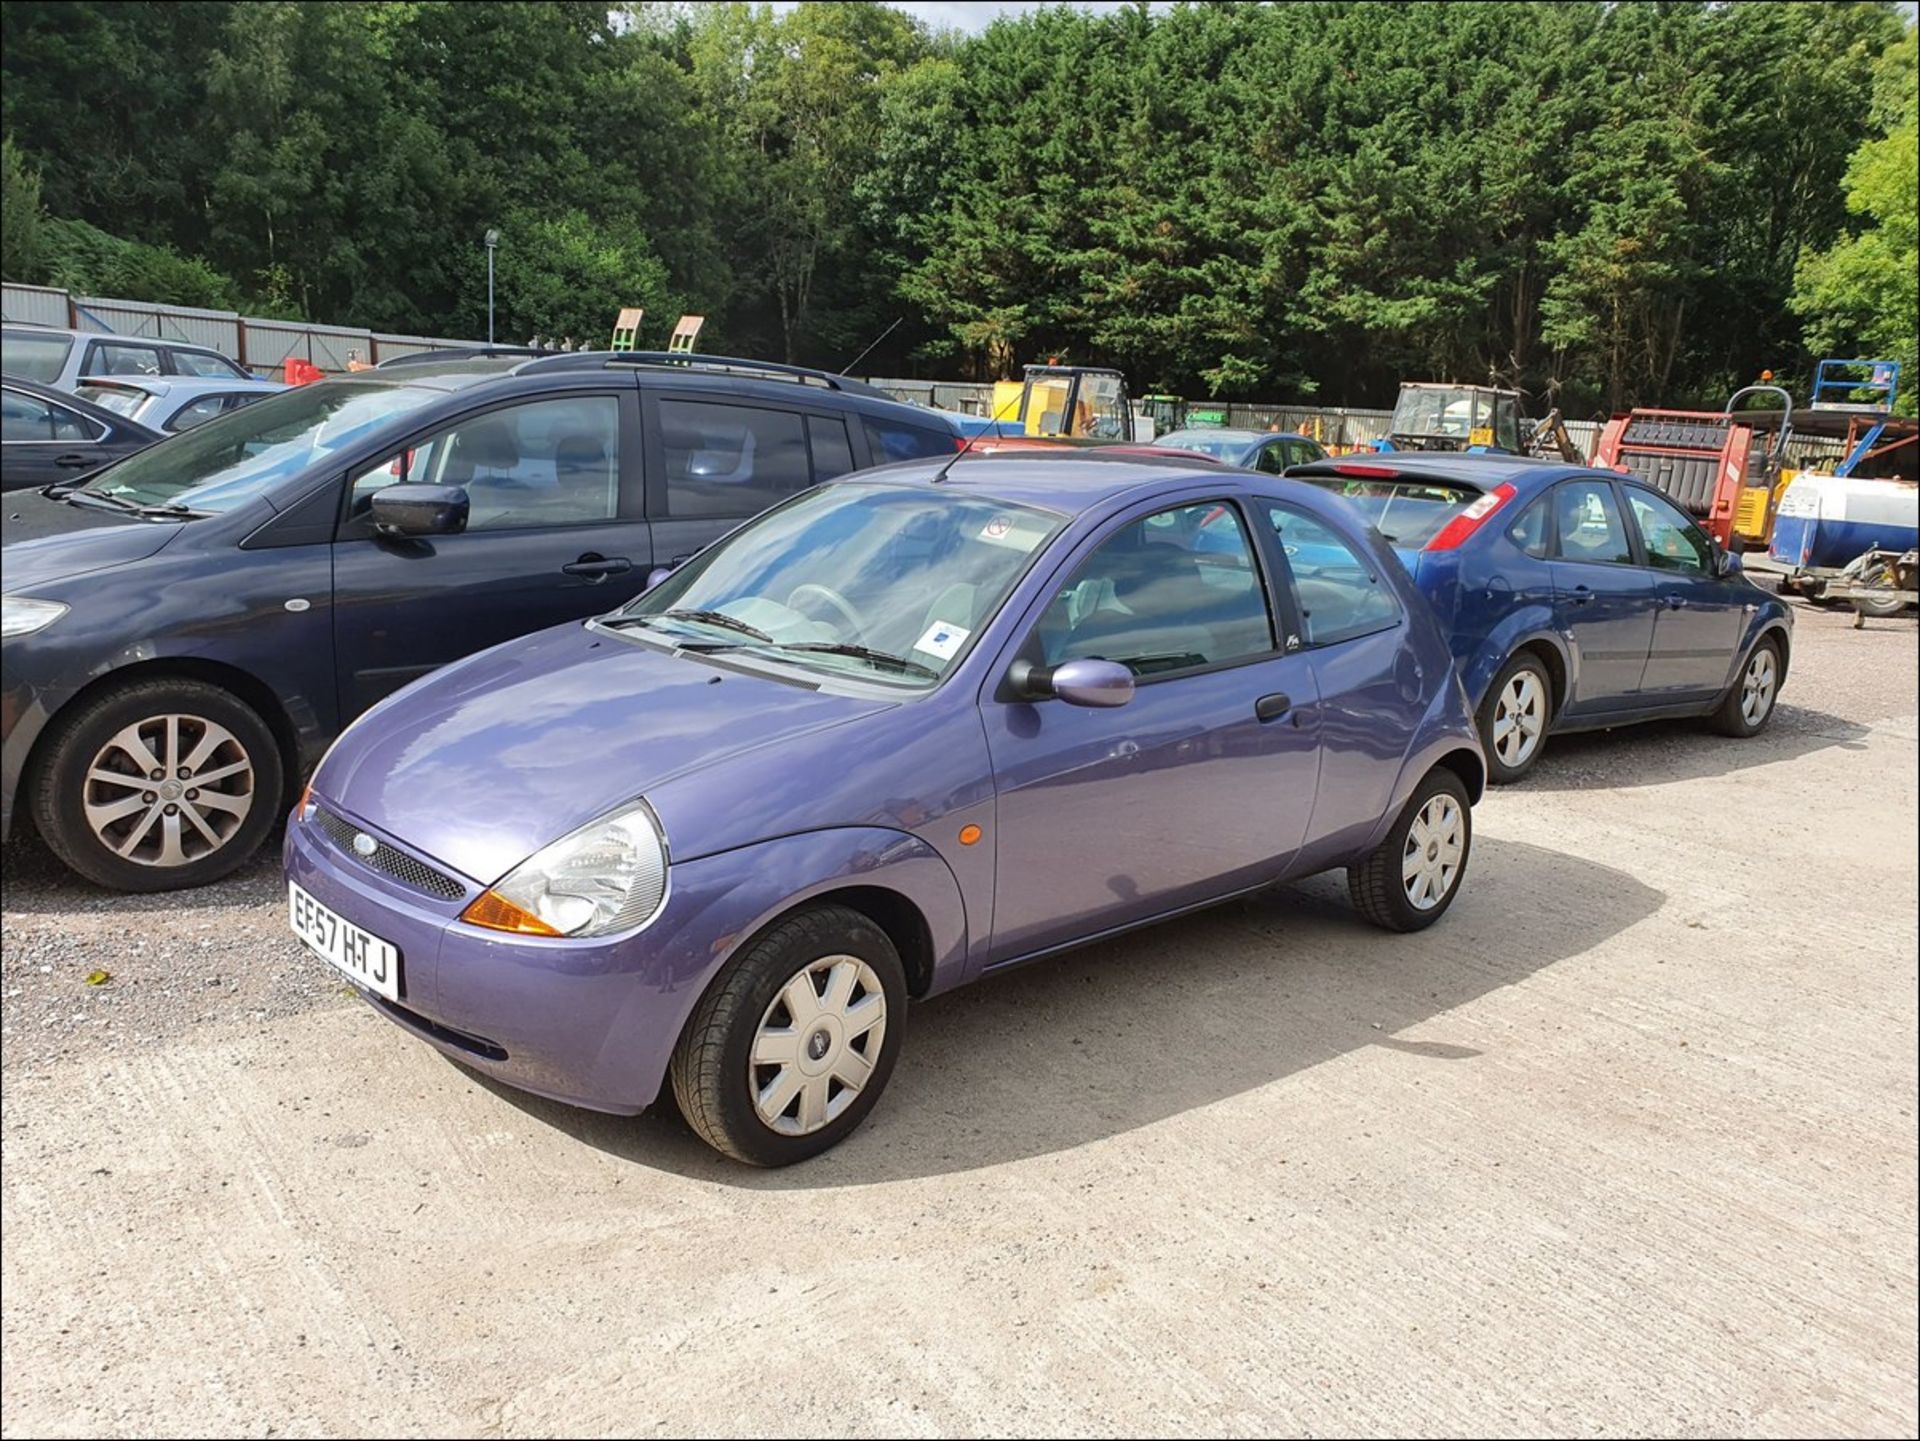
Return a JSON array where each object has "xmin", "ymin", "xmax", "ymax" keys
[{"xmin": 284, "ymin": 804, "xmax": 735, "ymax": 1115}]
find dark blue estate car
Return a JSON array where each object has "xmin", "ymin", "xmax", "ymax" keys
[
  {"xmin": 1289, "ymin": 453, "xmax": 1794, "ymax": 782},
  {"xmin": 1, "ymin": 351, "xmax": 961, "ymax": 891}
]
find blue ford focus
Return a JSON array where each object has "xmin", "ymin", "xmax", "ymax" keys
[
  {"xmin": 286, "ymin": 453, "xmax": 1484, "ymax": 1165},
  {"xmin": 1290, "ymin": 453, "xmax": 1794, "ymax": 782}
]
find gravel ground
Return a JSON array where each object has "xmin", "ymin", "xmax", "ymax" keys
[{"xmin": 2, "ymin": 595, "xmax": 1914, "ymax": 1437}]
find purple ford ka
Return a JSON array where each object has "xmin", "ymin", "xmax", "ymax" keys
[{"xmin": 285, "ymin": 453, "xmax": 1485, "ymax": 1165}]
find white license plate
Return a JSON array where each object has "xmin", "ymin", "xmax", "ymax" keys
[{"xmin": 289, "ymin": 881, "xmax": 401, "ymax": 1002}]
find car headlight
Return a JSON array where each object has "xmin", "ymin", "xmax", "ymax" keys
[
  {"xmin": 1, "ymin": 597, "xmax": 69, "ymax": 639},
  {"xmin": 461, "ymin": 800, "xmax": 669, "ymax": 939}
]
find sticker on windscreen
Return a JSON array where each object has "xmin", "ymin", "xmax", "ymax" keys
[
  {"xmin": 913, "ymin": 622, "xmax": 970, "ymax": 661},
  {"xmin": 978, "ymin": 514, "xmax": 1046, "ymax": 551}
]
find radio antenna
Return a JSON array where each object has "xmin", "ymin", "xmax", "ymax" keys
[{"xmin": 933, "ymin": 378, "xmax": 1024, "ymax": 484}]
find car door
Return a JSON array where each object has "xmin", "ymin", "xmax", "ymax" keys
[
  {"xmin": 642, "ymin": 393, "xmax": 834, "ymax": 573},
  {"xmin": 1544, "ymin": 478, "xmax": 1656, "ymax": 713},
  {"xmin": 980, "ymin": 497, "xmax": 1322, "ymax": 961},
  {"xmin": 1621, "ymin": 485, "xmax": 1746, "ymax": 700},
  {"xmin": 1256, "ymin": 500, "xmax": 1418, "ymax": 853},
  {"xmin": 1, "ymin": 385, "xmax": 115, "ymax": 490},
  {"xmin": 330, "ymin": 388, "xmax": 651, "ymax": 715}
]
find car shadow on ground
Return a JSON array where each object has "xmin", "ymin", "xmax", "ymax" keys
[
  {"xmin": 0, "ymin": 826, "xmax": 285, "ymax": 913},
  {"xmin": 1520, "ymin": 703, "xmax": 1873, "ymax": 791},
  {"xmin": 466, "ymin": 835, "xmax": 1664, "ymax": 1187}
]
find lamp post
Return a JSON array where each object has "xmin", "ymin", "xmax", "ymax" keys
[{"xmin": 484, "ymin": 228, "xmax": 500, "ymax": 346}]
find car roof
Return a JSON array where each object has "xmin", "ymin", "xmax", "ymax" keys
[{"xmin": 841, "ymin": 450, "xmax": 1294, "ymax": 514}]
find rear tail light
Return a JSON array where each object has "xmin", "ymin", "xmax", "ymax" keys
[
  {"xmin": 1425, "ymin": 483, "xmax": 1518, "ymax": 551},
  {"xmin": 954, "ymin": 435, "xmax": 970, "ymax": 452}
]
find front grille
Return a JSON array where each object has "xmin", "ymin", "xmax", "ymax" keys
[{"xmin": 313, "ymin": 806, "xmax": 466, "ymax": 901}]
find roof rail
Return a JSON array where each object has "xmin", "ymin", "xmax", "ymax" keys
[
  {"xmin": 512, "ymin": 349, "xmax": 889, "ymax": 397},
  {"xmin": 375, "ymin": 345, "xmax": 558, "ymax": 369}
]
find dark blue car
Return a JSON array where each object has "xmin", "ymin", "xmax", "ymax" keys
[
  {"xmin": 1288, "ymin": 453, "xmax": 1794, "ymax": 782},
  {"xmin": 1, "ymin": 352, "xmax": 961, "ymax": 891}
]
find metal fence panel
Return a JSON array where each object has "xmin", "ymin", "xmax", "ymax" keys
[
  {"xmin": 1, "ymin": 283, "xmax": 70, "ymax": 327},
  {"xmin": 245, "ymin": 322, "xmax": 376, "ymax": 373},
  {"xmin": 73, "ymin": 296, "xmax": 243, "ymax": 356}
]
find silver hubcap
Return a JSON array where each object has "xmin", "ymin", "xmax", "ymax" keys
[
  {"xmin": 1492, "ymin": 671, "xmax": 1546, "ymax": 767},
  {"xmin": 1741, "ymin": 650, "xmax": 1777, "ymax": 726},
  {"xmin": 82, "ymin": 714, "xmax": 254, "ymax": 868},
  {"xmin": 750, "ymin": 955, "xmax": 887, "ymax": 1136},
  {"xmin": 1402, "ymin": 794, "xmax": 1465, "ymax": 911}
]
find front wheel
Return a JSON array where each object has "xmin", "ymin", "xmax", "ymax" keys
[
  {"xmin": 1710, "ymin": 637, "xmax": 1782, "ymax": 738},
  {"xmin": 670, "ymin": 904, "xmax": 907, "ymax": 1166},
  {"xmin": 1348, "ymin": 768, "xmax": 1473, "ymax": 933},
  {"xmin": 28, "ymin": 677, "xmax": 284, "ymax": 892}
]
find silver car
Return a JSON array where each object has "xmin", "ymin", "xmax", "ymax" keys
[
  {"xmin": 0, "ymin": 324, "xmax": 253, "ymax": 393},
  {"xmin": 72, "ymin": 375, "xmax": 286, "ymax": 433}
]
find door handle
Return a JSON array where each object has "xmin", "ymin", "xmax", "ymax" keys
[
  {"xmin": 1254, "ymin": 692, "xmax": 1293, "ymax": 723},
  {"xmin": 53, "ymin": 453, "xmax": 94, "ymax": 469},
  {"xmin": 1570, "ymin": 584, "xmax": 1593, "ymax": 606},
  {"xmin": 562, "ymin": 554, "xmax": 632, "ymax": 580}
]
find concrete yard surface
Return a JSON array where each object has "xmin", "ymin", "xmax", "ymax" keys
[{"xmin": 2, "ymin": 602, "xmax": 1916, "ymax": 1437}]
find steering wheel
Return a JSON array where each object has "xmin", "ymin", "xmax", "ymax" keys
[{"xmin": 786, "ymin": 582, "xmax": 866, "ymax": 636}]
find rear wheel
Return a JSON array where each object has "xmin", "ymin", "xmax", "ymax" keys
[
  {"xmin": 1348, "ymin": 767, "xmax": 1473, "ymax": 933},
  {"xmin": 28, "ymin": 678, "xmax": 284, "ymax": 892},
  {"xmin": 1477, "ymin": 652, "xmax": 1553, "ymax": 784},
  {"xmin": 670, "ymin": 904, "xmax": 906, "ymax": 1166},
  {"xmin": 1711, "ymin": 637, "xmax": 1781, "ymax": 738}
]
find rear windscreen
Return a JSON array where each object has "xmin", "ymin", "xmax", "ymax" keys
[
  {"xmin": 1303, "ymin": 477, "xmax": 1481, "ymax": 547},
  {"xmin": 1, "ymin": 330, "xmax": 74, "ymax": 384}
]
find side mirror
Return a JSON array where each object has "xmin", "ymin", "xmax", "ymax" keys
[
  {"xmin": 372, "ymin": 483, "xmax": 469, "ymax": 538},
  {"xmin": 1714, "ymin": 546, "xmax": 1743, "ymax": 578},
  {"xmin": 1008, "ymin": 657, "xmax": 1135, "ymax": 708}
]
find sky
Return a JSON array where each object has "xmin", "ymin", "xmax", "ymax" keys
[{"xmin": 769, "ymin": 1, "xmax": 1168, "ymax": 33}]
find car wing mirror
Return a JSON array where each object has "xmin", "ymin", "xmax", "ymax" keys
[
  {"xmin": 1008, "ymin": 657, "xmax": 1135, "ymax": 707},
  {"xmin": 1714, "ymin": 546, "xmax": 1743, "ymax": 578},
  {"xmin": 372, "ymin": 483, "xmax": 469, "ymax": 538}
]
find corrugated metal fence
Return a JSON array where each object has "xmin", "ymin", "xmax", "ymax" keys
[{"xmin": 2, "ymin": 282, "xmax": 478, "ymax": 374}]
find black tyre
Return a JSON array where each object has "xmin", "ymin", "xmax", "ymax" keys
[
  {"xmin": 1710, "ymin": 635, "xmax": 1782, "ymax": 738},
  {"xmin": 28, "ymin": 678, "xmax": 284, "ymax": 892},
  {"xmin": 1476, "ymin": 651, "xmax": 1554, "ymax": 784},
  {"xmin": 1348, "ymin": 767, "xmax": 1473, "ymax": 933},
  {"xmin": 670, "ymin": 904, "xmax": 907, "ymax": 1166}
]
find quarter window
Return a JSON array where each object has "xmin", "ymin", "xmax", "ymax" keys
[
  {"xmin": 864, "ymin": 417, "xmax": 953, "ymax": 464},
  {"xmin": 1036, "ymin": 501, "xmax": 1275, "ymax": 677},
  {"xmin": 1551, "ymin": 481, "xmax": 1634, "ymax": 564},
  {"xmin": 807, "ymin": 415, "xmax": 855, "ymax": 482},
  {"xmin": 662, "ymin": 400, "xmax": 808, "ymax": 518},
  {"xmin": 1, "ymin": 387, "xmax": 102, "ymax": 442},
  {"xmin": 1508, "ymin": 496, "xmax": 1551, "ymax": 558},
  {"xmin": 85, "ymin": 342, "xmax": 165, "ymax": 377},
  {"xmin": 1626, "ymin": 488, "xmax": 1712, "ymax": 573},
  {"xmin": 349, "ymin": 394, "xmax": 621, "ymax": 531},
  {"xmin": 167, "ymin": 396, "xmax": 233, "ymax": 432},
  {"xmin": 172, "ymin": 350, "xmax": 249, "ymax": 380},
  {"xmin": 1264, "ymin": 505, "xmax": 1401, "ymax": 646}
]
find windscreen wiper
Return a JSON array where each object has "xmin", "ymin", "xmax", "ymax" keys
[
  {"xmin": 55, "ymin": 489, "xmax": 142, "ymax": 513},
  {"xmin": 656, "ymin": 608, "xmax": 774, "ymax": 642},
  {"xmin": 771, "ymin": 642, "xmax": 940, "ymax": 680}
]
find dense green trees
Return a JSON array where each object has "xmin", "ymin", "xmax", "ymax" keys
[{"xmin": 2, "ymin": 0, "xmax": 1913, "ymax": 414}]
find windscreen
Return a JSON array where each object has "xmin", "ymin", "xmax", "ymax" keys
[
  {"xmin": 79, "ymin": 380, "xmax": 444, "ymax": 513},
  {"xmin": 610, "ymin": 483, "xmax": 1065, "ymax": 689},
  {"xmin": 1391, "ymin": 387, "xmax": 1481, "ymax": 441},
  {"xmin": 1153, "ymin": 430, "xmax": 1255, "ymax": 461},
  {"xmin": 1305, "ymin": 476, "xmax": 1482, "ymax": 547}
]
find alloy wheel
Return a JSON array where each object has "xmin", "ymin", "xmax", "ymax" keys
[
  {"xmin": 749, "ymin": 956, "xmax": 888, "ymax": 1136},
  {"xmin": 1741, "ymin": 649, "xmax": 1777, "ymax": 726},
  {"xmin": 1492, "ymin": 671, "xmax": 1546, "ymax": 768},
  {"xmin": 1402, "ymin": 792, "xmax": 1465, "ymax": 911},
  {"xmin": 81, "ymin": 714, "xmax": 254, "ymax": 867}
]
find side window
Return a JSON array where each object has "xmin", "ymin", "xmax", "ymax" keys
[
  {"xmin": 1253, "ymin": 443, "xmax": 1287, "ymax": 475},
  {"xmin": 864, "ymin": 417, "xmax": 952, "ymax": 464},
  {"xmin": 172, "ymin": 350, "xmax": 248, "ymax": 380},
  {"xmin": 1507, "ymin": 496, "xmax": 1551, "ymax": 558},
  {"xmin": 85, "ymin": 343, "xmax": 165, "ymax": 377},
  {"xmin": 659, "ymin": 400, "xmax": 807, "ymax": 518},
  {"xmin": 348, "ymin": 394, "xmax": 621, "ymax": 531},
  {"xmin": 1035, "ymin": 501, "xmax": 1275, "ymax": 677},
  {"xmin": 1551, "ymin": 481, "xmax": 1633, "ymax": 565},
  {"xmin": 807, "ymin": 415, "xmax": 855, "ymax": 482},
  {"xmin": 167, "ymin": 396, "xmax": 231, "ymax": 432},
  {"xmin": 1625, "ymin": 488, "xmax": 1712, "ymax": 574},
  {"xmin": 1495, "ymin": 399, "xmax": 1520, "ymax": 453},
  {"xmin": 1264, "ymin": 504, "xmax": 1401, "ymax": 646},
  {"xmin": 1, "ymin": 388, "xmax": 101, "ymax": 442}
]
